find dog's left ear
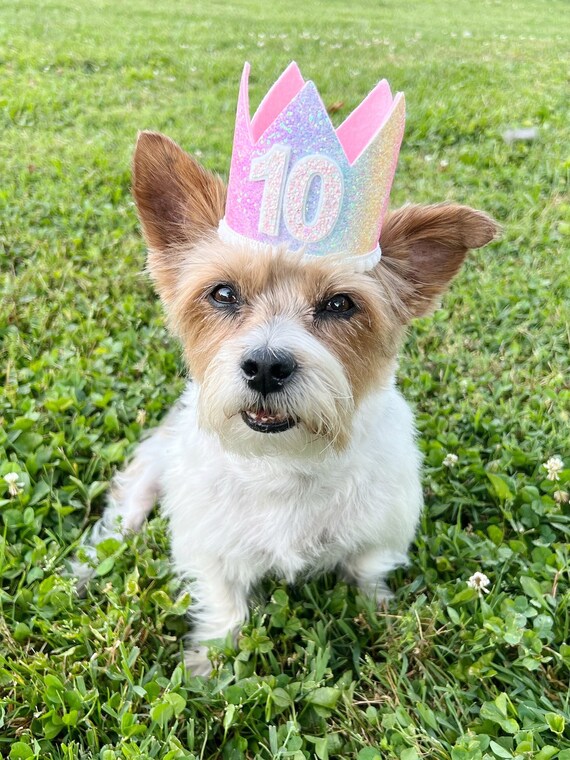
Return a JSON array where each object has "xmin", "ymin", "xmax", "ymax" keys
[
  {"xmin": 132, "ymin": 131, "xmax": 226, "ymax": 302},
  {"xmin": 377, "ymin": 203, "xmax": 499, "ymax": 319}
]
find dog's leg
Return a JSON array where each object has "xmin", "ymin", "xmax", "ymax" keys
[
  {"xmin": 342, "ymin": 547, "xmax": 409, "ymax": 606},
  {"xmin": 182, "ymin": 560, "xmax": 254, "ymax": 676},
  {"xmin": 72, "ymin": 419, "xmax": 173, "ymax": 587},
  {"xmin": 99, "ymin": 430, "xmax": 165, "ymax": 533}
]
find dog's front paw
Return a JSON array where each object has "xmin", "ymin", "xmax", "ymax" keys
[
  {"xmin": 67, "ymin": 542, "xmax": 101, "ymax": 596},
  {"xmin": 357, "ymin": 580, "xmax": 394, "ymax": 609},
  {"xmin": 184, "ymin": 645, "xmax": 213, "ymax": 677},
  {"xmin": 375, "ymin": 588, "xmax": 394, "ymax": 612}
]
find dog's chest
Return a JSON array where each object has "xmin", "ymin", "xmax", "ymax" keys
[
  {"xmin": 238, "ymin": 470, "xmax": 359, "ymax": 560},
  {"xmin": 232, "ymin": 461, "xmax": 414, "ymax": 581},
  {"xmin": 162, "ymin": 386, "xmax": 422, "ymax": 582},
  {"xmin": 165, "ymin": 449, "xmax": 372, "ymax": 577}
]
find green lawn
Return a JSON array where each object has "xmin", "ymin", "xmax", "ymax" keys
[{"xmin": 1, "ymin": 0, "xmax": 569, "ymax": 757}]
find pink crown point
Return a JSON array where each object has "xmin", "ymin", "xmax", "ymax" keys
[{"xmin": 220, "ymin": 62, "xmax": 406, "ymax": 271}]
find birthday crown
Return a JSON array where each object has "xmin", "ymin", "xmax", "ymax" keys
[{"xmin": 218, "ymin": 62, "xmax": 406, "ymax": 272}]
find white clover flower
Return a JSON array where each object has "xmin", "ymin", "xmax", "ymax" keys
[
  {"xmin": 443, "ymin": 453, "xmax": 459, "ymax": 468},
  {"xmin": 3, "ymin": 472, "xmax": 23, "ymax": 497},
  {"xmin": 553, "ymin": 490, "xmax": 569, "ymax": 504},
  {"xmin": 543, "ymin": 456, "xmax": 564, "ymax": 481},
  {"xmin": 467, "ymin": 571, "xmax": 491, "ymax": 594}
]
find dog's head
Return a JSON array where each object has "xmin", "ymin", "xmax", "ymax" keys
[{"xmin": 132, "ymin": 131, "xmax": 498, "ymax": 457}]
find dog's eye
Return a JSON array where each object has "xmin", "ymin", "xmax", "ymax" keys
[
  {"xmin": 209, "ymin": 284, "xmax": 239, "ymax": 306},
  {"xmin": 323, "ymin": 294, "xmax": 356, "ymax": 315}
]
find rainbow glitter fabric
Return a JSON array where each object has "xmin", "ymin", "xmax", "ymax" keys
[{"xmin": 219, "ymin": 62, "xmax": 405, "ymax": 271}]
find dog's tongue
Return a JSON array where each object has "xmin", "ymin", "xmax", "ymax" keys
[{"xmin": 245, "ymin": 409, "xmax": 288, "ymax": 424}]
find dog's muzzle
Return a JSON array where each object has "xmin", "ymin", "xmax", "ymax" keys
[{"xmin": 239, "ymin": 348, "xmax": 298, "ymax": 433}]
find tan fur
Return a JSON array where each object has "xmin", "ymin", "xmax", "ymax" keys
[
  {"xmin": 131, "ymin": 133, "xmax": 498, "ymax": 409},
  {"xmin": 132, "ymin": 131, "xmax": 226, "ymax": 303},
  {"xmin": 167, "ymin": 238, "xmax": 404, "ymax": 404},
  {"xmin": 378, "ymin": 203, "xmax": 500, "ymax": 318}
]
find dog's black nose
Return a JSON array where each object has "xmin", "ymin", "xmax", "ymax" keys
[{"xmin": 240, "ymin": 349, "xmax": 297, "ymax": 396}]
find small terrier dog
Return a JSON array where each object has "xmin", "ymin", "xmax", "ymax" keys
[
  {"xmin": 78, "ymin": 125, "xmax": 497, "ymax": 674},
  {"xmin": 80, "ymin": 62, "xmax": 496, "ymax": 675}
]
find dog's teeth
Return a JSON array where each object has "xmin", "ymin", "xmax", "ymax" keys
[{"xmin": 244, "ymin": 409, "xmax": 290, "ymax": 426}]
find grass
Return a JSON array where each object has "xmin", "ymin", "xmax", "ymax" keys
[{"xmin": 0, "ymin": 0, "xmax": 569, "ymax": 757}]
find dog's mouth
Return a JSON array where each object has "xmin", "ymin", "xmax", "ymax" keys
[{"xmin": 241, "ymin": 409, "xmax": 297, "ymax": 434}]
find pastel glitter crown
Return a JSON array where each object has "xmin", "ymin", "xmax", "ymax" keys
[{"xmin": 218, "ymin": 62, "xmax": 406, "ymax": 271}]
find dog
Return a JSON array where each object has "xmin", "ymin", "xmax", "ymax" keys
[
  {"xmin": 77, "ymin": 59, "xmax": 500, "ymax": 673},
  {"xmin": 73, "ymin": 127, "xmax": 498, "ymax": 676}
]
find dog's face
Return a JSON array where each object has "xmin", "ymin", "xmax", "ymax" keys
[
  {"xmin": 159, "ymin": 238, "xmax": 402, "ymax": 456},
  {"xmin": 132, "ymin": 131, "xmax": 497, "ymax": 457}
]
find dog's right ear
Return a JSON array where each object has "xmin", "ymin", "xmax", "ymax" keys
[
  {"xmin": 378, "ymin": 203, "xmax": 499, "ymax": 320},
  {"xmin": 132, "ymin": 131, "xmax": 226, "ymax": 299}
]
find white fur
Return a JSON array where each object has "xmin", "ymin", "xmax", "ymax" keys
[
  {"xmin": 78, "ymin": 385, "xmax": 422, "ymax": 675},
  {"xmin": 76, "ymin": 314, "xmax": 423, "ymax": 676}
]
